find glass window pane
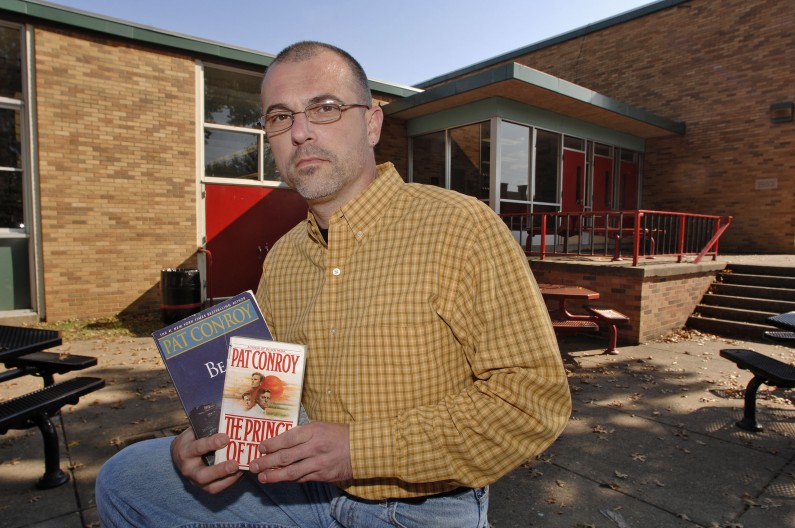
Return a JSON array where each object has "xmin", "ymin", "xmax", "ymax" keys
[
  {"xmin": 0, "ymin": 170, "xmax": 23, "ymax": 228},
  {"xmin": 0, "ymin": 26, "xmax": 22, "ymax": 100},
  {"xmin": 263, "ymin": 142, "xmax": 279, "ymax": 182},
  {"xmin": 450, "ymin": 122, "xmax": 489, "ymax": 200},
  {"xmin": 534, "ymin": 129, "xmax": 561, "ymax": 203},
  {"xmin": 499, "ymin": 122, "xmax": 529, "ymax": 201},
  {"xmin": 411, "ymin": 131, "xmax": 445, "ymax": 187},
  {"xmin": 204, "ymin": 129, "xmax": 258, "ymax": 180},
  {"xmin": 0, "ymin": 108, "xmax": 21, "ymax": 168},
  {"xmin": 204, "ymin": 67, "xmax": 262, "ymax": 129}
]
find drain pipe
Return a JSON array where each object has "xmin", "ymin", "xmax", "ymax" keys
[{"xmin": 196, "ymin": 246, "xmax": 213, "ymax": 307}]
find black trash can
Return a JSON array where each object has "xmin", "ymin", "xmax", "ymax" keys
[{"xmin": 160, "ymin": 268, "xmax": 202, "ymax": 324}]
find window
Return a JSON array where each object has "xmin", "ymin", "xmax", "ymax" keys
[
  {"xmin": 499, "ymin": 122, "xmax": 530, "ymax": 205},
  {"xmin": 203, "ymin": 65, "xmax": 278, "ymax": 182},
  {"xmin": 534, "ymin": 129, "xmax": 561, "ymax": 204},
  {"xmin": 411, "ymin": 131, "xmax": 445, "ymax": 187},
  {"xmin": 450, "ymin": 122, "xmax": 489, "ymax": 200},
  {"xmin": 0, "ymin": 23, "xmax": 30, "ymax": 310}
]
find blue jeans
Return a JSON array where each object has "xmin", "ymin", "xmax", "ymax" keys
[{"xmin": 96, "ymin": 437, "xmax": 489, "ymax": 527}]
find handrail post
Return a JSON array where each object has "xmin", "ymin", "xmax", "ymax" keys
[
  {"xmin": 539, "ymin": 214, "xmax": 547, "ymax": 260},
  {"xmin": 677, "ymin": 213, "xmax": 686, "ymax": 263},
  {"xmin": 632, "ymin": 211, "xmax": 641, "ymax": 266}
]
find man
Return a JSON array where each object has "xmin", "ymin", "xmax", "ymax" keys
[
  {"xmin": 255, "ymin": 388, "xmax": 271, "ymax": 413},
  {"xmin": 96, "ymin": 41, "xmax": 570, "ymax": 527}
]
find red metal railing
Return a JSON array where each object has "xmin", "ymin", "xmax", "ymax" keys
[{"xmin": 499, "ymin": 210, "xmax": 732, "ymax": 266}]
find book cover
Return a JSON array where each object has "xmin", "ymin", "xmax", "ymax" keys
[
  {"xmin": 214, "ymin": 335, "xmax": 306, "ymax": 469},
  {"xmin": 152, "ymin": 290, "xmax": 272, "ymax": 461}
]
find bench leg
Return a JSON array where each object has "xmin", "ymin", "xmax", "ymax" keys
[
  {"xmin": 31, "ymin": 413, "xmax": 70, "ymax": 489},
  {"xmin": 737, "ymin": 375, "xmax": 765, "ymax": 432},
  {"xmin": 603, "ymin": 324, "xmax": 620, "ymax": 355}
]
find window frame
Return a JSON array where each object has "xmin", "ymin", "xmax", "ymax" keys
[{"xmin": 199, "ymin": 62, "xmax": 286, "ymax": 188}]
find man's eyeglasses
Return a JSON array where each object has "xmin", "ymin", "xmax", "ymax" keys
[{"xmin": 260, "ymin": 102, "xmax": 371, "ymax": 135}]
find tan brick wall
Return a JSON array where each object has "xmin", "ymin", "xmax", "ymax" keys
[
  {"xmin": 438, "ymin": 0, "xmax": 795, "ymax": 253},
  {"xmin": 35, "ymin": 27, "xmax": 198, "ymax": 321}
]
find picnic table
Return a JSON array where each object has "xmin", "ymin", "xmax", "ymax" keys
[
  {"xmin": 765, "ymin": 311, "xmax": 795, "ymax": 344},
  {"xmin": 719, "ymin": 311, "xmax": 795, "ymax": 431},
  {"xmin": 537, "ymin": 284, "xmax": 629, "ymax": 355},
  {"xmin": 0, "ymin": 325, "xmax": 104, "ymax": 488}
]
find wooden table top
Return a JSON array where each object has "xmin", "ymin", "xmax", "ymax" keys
[{"xmin": 537, "ymin": 284, "xmax": 600, "ymax": 300}]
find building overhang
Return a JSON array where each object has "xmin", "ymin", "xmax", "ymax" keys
[{"xmin": 384, "ymin": 62, "xmax": 685, "ymax": 139}]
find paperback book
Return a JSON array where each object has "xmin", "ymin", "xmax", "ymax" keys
[
  {"xmin": 152, "ymin": 290, "xmax": 272, "ymax": 462},
  {"xmin": 214, "ymin": 335, "xmax": 306, "ymax": 469}
]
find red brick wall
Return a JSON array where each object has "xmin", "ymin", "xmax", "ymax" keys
[
  {"xmin": 436, "ymin": 0, "xmax": 795, "ymax": 253},
  {"xmin": 529, "ymin": 261, "xmax": 721, "ymax": 343},
  {"xmin": 35, "ymin": 27, "xmax": 198, "ymax": 321}
]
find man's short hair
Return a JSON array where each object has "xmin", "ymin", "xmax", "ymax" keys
[{"xmin": 267, "ymin": 41, "xmax": 371, "ymax": 104}]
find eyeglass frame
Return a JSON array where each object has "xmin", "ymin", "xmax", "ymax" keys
[{"xmin": 259, "ymin": 101, "xmax": 371, "ymax": 135}]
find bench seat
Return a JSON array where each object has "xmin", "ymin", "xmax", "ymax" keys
[
  {"xmin": 550, "ymin": 319, "xmax": 599, "ymax": 332},
  {"xmin": 719, "ymin": 348, "xmax": 795, "ymax": 432},
  {"xmin": 0, "ymin": 376, "xmax": 105, "ymax": 488},
  {"xmin": 584, "ymin": 305, "xmax": 629, "ymax": 355},
  {"xmin": 4, "ymin": 351, "xmax": 98, "ymax": 385}
]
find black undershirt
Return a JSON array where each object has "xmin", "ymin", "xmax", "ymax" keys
[{"xmin": 319, "ymin": 228, "xmax": 329, "ymax": 242}]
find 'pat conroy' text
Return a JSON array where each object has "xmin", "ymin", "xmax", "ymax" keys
[{"xmin": 229, "ymin": 346, "xmax": 301, "ymax": 374}]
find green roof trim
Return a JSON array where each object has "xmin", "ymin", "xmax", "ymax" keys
[
  {"xmin": 0, "ymin": 0, "xmax": 418, "ymax": 98},
  {"xmin": 417, "ymin": 0, "xmax": 689, "ymax": 88},
  {"xmin": 385, "ymin": 62, "xmax": 685, "ymax": 136}
]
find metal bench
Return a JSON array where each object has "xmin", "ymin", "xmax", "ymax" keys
[
  {"xmin": 4, "ymin": 351, "xmax": 98, "ymax": 386},
  {"xmin": 584, "ymin": 305, "xmax": 629, "ymax": 355},
  {"xmin": 0, "ymin": 376, "xmax": 105, "ymax": 488},
  {"xmin": 550, "ymin": 318, "xmax": 600, "ymax": 335},
  {"xmin": 719, "ymin": 348, "xmax": 795, "ymax": 432}
]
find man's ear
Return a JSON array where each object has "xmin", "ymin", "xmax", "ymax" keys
[{"xmin": 366, "ymin": 105, "xmax": 384, "ymax": 147}]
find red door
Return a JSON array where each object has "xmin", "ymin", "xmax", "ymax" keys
[
  {"xmin": 620, "ymin": 159, "xmax": 639, "ymax": 210},
  {"xmin": 592, "ymin": 155, "xmax": 613, "ymax": 212},
  {"xmin": 204, "ymin": 185, "xmax": 307, "ymax": 300},
  {"xmin": 561, "ymin": 149, "xmax": 585, "ymax": 212}
]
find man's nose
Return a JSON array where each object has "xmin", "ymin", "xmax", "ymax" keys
[{"xmin": 290, "ymin": 112, "xmax": 315, "ymax": 143}]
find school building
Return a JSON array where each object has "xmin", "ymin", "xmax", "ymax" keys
[{"xmin": 1, "ymin": 0, "xmax": 792, "ymax": 326}]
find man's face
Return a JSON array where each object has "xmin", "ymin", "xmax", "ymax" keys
[
  {"xmin": 261, "ymin": 50, "xmax": 382, "ymax": 206},
  {"xmin": 257, "ymin": 391, "xmax": 271, "ymax": 408},
  {"xmin": 251, "ymin": 373, "xmax": 262, "ymax": 386}
]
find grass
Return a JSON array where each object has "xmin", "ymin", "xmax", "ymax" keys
[{"xmin": 27, "ymin": 313, "xmax": 164, "ymax": 341}]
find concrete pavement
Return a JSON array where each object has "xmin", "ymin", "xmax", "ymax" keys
[{"xmin": 1, "ymin": 327, "xmax": 793, "ymax": 527}]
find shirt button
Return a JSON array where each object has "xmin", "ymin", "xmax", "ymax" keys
[
  {"xmin": 326, "ymin": 389, "xmax": 333, "ymax": 395},
  {"xmin": 330, "ymin": 328, "xmax": 337, "ymax": 335},
  {"xmin": 332, "ymin": 267, "xmax": 341, "ymax": 276},
  {"xmin": 356, "ymin": 231, "xmax": 364, "ymax": 239}
]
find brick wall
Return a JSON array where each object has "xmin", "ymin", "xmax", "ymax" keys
[
  {"xmin": 35, "ymin": 27, "xmax": 198, "ymax": 321},
  {"xmin": 529, "ymin": 260, "xmax": 721, "ymax": 343},
  {"xmin": 438, "ymin": 0, "xmax": 795, "ymax": 253}
]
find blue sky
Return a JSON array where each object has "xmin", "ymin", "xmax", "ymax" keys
[{"xmin": 47, "ymin": 0, "xmax": 654, "ymax": 86}]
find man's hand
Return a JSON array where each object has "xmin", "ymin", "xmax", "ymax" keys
[
  {"xmin": 248, "ymin": 422, "xmax": 352, "ymax": 484},
  {"xmin": 170, "ymin": 428, "xmax": 243, "ymax": 494}
]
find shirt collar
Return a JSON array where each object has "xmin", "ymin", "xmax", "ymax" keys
[{"xmin": 305, "ymin": 162, "xmax": 403, "ymax": 245}]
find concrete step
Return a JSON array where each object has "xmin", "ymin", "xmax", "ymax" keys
[
  {"xmin": 686, "ymin": 315, "xmax": 777, "ymax": 342},
  {"xmin": 693, "ymin": 304, "xmax": 777, "ymax": 325},
  {"xmin": 719, "ymin": 272, "xmax": 795, "ymax": 289},
  {"xmin": 700, "ymin": 293, "xmax": 795, "ymax": 314},
  {"xmin": 726, "ymin": 263, "xmax": 795, "ymax": 278},
  {"xmin": 710, "ymin": 283, "xmax": 795, "ymax": 302}
]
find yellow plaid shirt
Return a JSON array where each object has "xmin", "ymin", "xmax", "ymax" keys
[{"xmin": 256, "ymin": 162, "xmax": 571, "ymax": 500}]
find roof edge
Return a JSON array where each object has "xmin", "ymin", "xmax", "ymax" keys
[{"xmin": 386, "ymin": 62, "xmax": 685, "ymax": 136}]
